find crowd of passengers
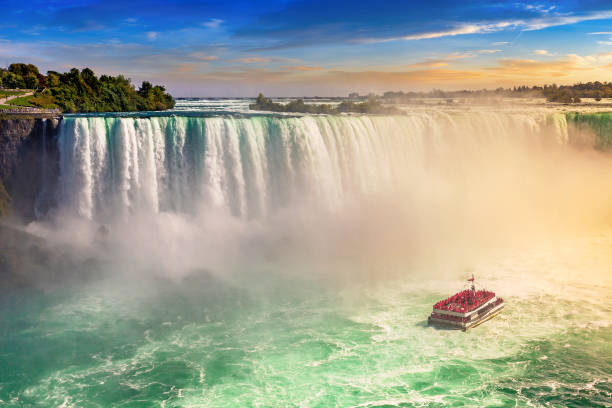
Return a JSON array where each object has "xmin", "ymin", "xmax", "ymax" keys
[{"xmin": 433, "ymin": 289, "xmax": 496, "ymax": 313}]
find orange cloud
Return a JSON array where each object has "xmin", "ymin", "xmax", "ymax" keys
[
  {"xmin": 407, "ymin": 60, "xmax": 449, "ymax": 68},
  {"xmin": 320, "ymin": 69, "xmax": 485, "ymax": 86},
  {"xmin": 157, "ymin": 53, "xmax": 612, "ymax": 95},
  {"xmin": 485, "ymin": 58, "xmax": 590, "ymax": 77},
  {"xmin": 281, "ymin": 65, "xmax": 321, "ymax": 71}
]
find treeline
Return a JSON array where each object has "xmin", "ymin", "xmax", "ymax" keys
[
  {"xmin": 355, "ymin": 81, "xmax": 612, "ymax": 104},
  {"xmin": 250, "ymin": 94, "xmax": 402, "ymax": 114},
  {"xmin": 0, "ymin": 63, "xmax": 44, "ymax": 89},
  {"xmin": 0, "ymin": 63, "xmax": 174, "ymax": 112}
]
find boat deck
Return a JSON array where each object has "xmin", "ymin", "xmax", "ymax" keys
[{"xmin": 427, "ymin": 278, "xmax": 504, "ymax": 331}]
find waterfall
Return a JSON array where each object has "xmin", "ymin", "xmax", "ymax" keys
[{"xmin": 55, "ymin": 112, "xmax": 571, "ymax": 221}]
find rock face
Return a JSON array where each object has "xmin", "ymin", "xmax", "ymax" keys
[
  {"xmin": 0, "ymin": 116, "xmax": 62, "ymax": 220},
  {"xmin": 0, "ymin": 223, "xmax": 104, "ymax": 289}
]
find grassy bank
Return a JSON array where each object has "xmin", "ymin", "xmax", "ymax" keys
[
  {"xmin": 6, "ymin": 95, "xmax": 35, "ymax": 107},
  {"xmin": 0, "ymin": 90, "xmax": 27, "ymax": 98},
  {"xmin": 5, "ymin": 94, "xmax": 56, "ymax": 109},
  {"xmin": 566, "ymin": 112, "xmax": 612, "ymax": 149}
]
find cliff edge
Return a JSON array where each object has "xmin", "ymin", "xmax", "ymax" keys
[{"xmin": 0, "ymin": 115, "xmax": 61, "ymax": 220}]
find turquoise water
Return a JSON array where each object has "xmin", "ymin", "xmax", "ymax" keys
[{"xmin": 1, "ymin": 236, "xmax": 611, "ymax": 407}]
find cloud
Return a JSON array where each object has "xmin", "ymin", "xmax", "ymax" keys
[
  {"xmin": 173, "ymin": 63, "xmax": 197, "ymax": 73},
  {"xmin": 166, "ymin": 67, "xmax": 295, "ymax": 83},
  {"xmin": 362, "ymin": 10, "xmax": 612, "ymax": 44},
  {"xmin": 188, "ymin": 52, "xmax": 218, "ymax": 61},
  {"xmin": 405, "ymin": 52, "xmax": 477, "ymax": 69},
  {"xmin": 445, "ymin": 52, "xmax": 474, "ymax": 60},
  {"xmin": 320, "ymin": 68, "xmax": 486, "ymax": 87},
  {"xmin": 523, "ymin": 10, "xmax": 612, "ymax": 30},
  {"xmin": 399, "ymin": 24, "xmax": 498, "ymax": 40},
  {"xmin": 281, "ymin": 65, "xmax": 321, "ymax": 71},
  {"xmin": 522, "ymin": 4, "xmax": 556, "ymax": 13},
  {"xmin": 126, "ymin": 49, "xmax": 612, "ymax": 95},
  {"xmin": 237, "ymin": 2, "xmax": 522, "ymax": 47},
  {"xmin": 230, "ymin": 57, "xmax": 272, "ymax": 64},
  {"xmin": 6, "ymin": 0, "xmax": 612, "ymax": 97},
  {"xmin": 236, "ymin": 1, "xmax": 612, "ymax": 49},
  {"xmin": 173, "ymin": 67, "xmax": 486, "ymax": 87},
  {"xmin": 202, "ymin": 19, "xmax": 223, "ymax": 29},
  {"xmin": 228, "ymin": 56, "xmax": 299, "ymax": 64},
  {"xmin": 569, "ymin": 51, "xmax": 612, "ymax": 64},
  {"xmin": 360, "ymin": 22, "xmax": 520, "ymax": 44},
  {"xmin": 407, "ymin": 60, "xmax": 449, "ymax": 68},
  {"xmin": 484, "ymin": 57, "xmax": 591, "ymax": 78}
]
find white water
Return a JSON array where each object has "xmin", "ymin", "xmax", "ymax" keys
[{"xmin": 56, "ymin": 111, "xmax": 571, "ymax": 221}]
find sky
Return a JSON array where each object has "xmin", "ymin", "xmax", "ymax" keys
[{"xmin": 2, "ymin": 0, "xmax": 612, "ymax": 96}]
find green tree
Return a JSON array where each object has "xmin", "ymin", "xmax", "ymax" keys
[{"xmin": 24, "ymin": 72, "xmax": 39, "ymax": 89}]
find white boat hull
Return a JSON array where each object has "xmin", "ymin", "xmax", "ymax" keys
[{"xmin": 428, "ymin": 302, "xmax": 504, "ymax": 331}]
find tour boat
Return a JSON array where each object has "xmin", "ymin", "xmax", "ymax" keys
[{"xmin": 427, "ymin": 275, "xmax": 504, "ymax": 331}]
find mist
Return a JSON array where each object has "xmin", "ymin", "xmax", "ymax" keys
[{"xmin": 10, "ymin": 108, "xmax": 612, "ymax": 291}]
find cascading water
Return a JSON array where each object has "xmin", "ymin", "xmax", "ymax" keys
[{"xmin": 55, "ymin": 111, "xmax": 570, "ymax": 221}]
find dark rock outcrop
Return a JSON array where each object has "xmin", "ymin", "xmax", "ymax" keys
[
  {"xmin": 0, "ymin": 223, "xmax": 104, "ymax": 289},
  {"xmin": 0, "ymin": 116, "xmax": 62, "ymax": 220}
]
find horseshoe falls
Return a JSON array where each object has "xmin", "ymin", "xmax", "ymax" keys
[
  {"xmin": 56, "ymin": 112, "xmax": 571, "ymax": 221},
  {"xmin": 1, "ymin": 104, "xmax": 611, "ymax": 408}
]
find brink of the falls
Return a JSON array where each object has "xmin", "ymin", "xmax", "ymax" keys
[{"xmin": 56, "ymin": 112, "xmax": 571, "ymax": 221}]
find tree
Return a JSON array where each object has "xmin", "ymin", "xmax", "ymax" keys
[
  {"xmin": 8, "ymin": 63, "xmax": 39, "ymax": 79},
  {"xmin": 2, "ymin": 72, "xmax": 25, "ymax": 88},
  {"xmin": 24, "ymin": 72, "xmax": 39, "ymax": 89},
  {"xmin": 81, "ymin": 68, "xmax": 100, "ymax": 91},
  {"xmin": 138, "ymin": 81, "xmax": 153, "ymax": 98},
  {"xmin": 47, "ymin": 72, "xmax": 61, "ymax": 88}
]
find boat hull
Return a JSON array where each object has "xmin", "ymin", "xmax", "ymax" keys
[{"xmin": 428, "ymin": 302, "xmax": 504, "ymax": 331}]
